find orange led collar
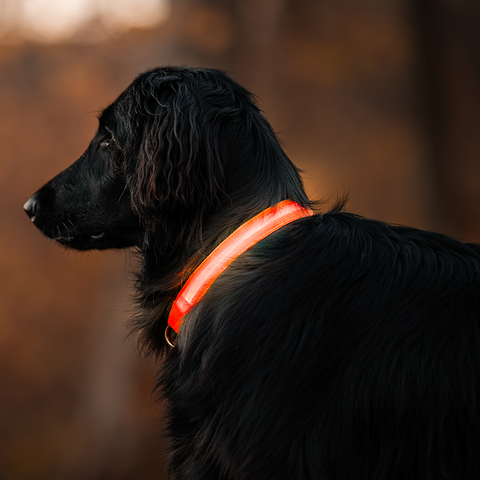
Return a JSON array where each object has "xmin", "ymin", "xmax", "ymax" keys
[{"xmin": 167, "ymin": 200, "xmax": 313, "ymax": 336}]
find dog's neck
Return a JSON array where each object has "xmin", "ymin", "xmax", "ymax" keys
[
  {"xmin": 167, "ymin": 200, "xmax": 314, "ymax": 334},
  {"xmin": 132, "ymin": 195, "xmax": 311, "ymax": 355}
]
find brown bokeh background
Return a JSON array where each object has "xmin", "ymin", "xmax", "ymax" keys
[{"xmin": 1, "ymin": 0, "xmax": 480, "ymax": 479}]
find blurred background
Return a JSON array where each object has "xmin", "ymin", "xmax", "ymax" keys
[{"xmin": 1, "ymin": 0, "xmax": 479, "ymax": 478}]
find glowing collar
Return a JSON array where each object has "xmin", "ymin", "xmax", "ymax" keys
[{"xmin": 167, "ymin": 200, "xmax": 313, "ymax": 335}]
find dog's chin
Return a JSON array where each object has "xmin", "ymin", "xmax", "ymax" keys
[
  {"xmin": 54, "ymin": 231, "xmax": 105, "ymax": 250},
  {"xmin": 47, "ymin": 229, "xmax": 140, "ymax": 251}
]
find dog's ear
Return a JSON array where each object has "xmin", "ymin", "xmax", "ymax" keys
[{"xmin": 126, "ymin": 76, "xmax": 225, "ymax": 227}]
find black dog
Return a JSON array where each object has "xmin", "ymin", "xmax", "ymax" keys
[{"xmin": 25, "ymin": 67, "xmax": 480, "ymax": 479}]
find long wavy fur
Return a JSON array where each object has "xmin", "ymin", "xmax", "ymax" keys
[{"xmin": 120, "ymin": 68, "xmax": 312, "ymax": 356}]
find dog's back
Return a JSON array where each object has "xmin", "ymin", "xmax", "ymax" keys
[{"xmin": 162, "ymin": 211, "xmax": 480, "ymax": 480}]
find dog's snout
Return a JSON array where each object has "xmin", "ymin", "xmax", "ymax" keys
[{"xmin": 23, "ymin": 196, "xmax": 38, "ymax": 221}]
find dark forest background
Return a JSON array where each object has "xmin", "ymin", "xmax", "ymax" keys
[{"xmin": 1, "ymin": 0, "xmax": 480, "ymax": 478}]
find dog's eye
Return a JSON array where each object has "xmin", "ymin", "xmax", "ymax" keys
[{"xmin": 100, "ymin": 135, "xmax": 115, "ymax": 148}]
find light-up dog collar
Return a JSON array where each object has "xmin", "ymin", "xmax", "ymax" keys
[{"xmin": 165, "ymin": 200, "xmax": 313, "ymax": 345}]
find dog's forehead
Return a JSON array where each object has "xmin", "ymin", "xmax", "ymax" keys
[
  {"xmin": 98, "ymin": 104, "xmax": 116, "ymax": 126},
  {"xmin": 98, "ymin": 105, "xmax": 126, "ymax": 136}
]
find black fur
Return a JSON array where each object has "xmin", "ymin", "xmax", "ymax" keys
[{"xmin": 25, "ymin": 66, "xmax": 480, "ymax": 479}]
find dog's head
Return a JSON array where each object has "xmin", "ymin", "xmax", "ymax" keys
[{"xmin": 24, "ymin": 67, "xmax": 287, "ymax": 251}]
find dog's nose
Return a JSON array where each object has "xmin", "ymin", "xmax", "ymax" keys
[{"xmin": 24, "ymin": 196, "xmax": 38, "ymax": 221}]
